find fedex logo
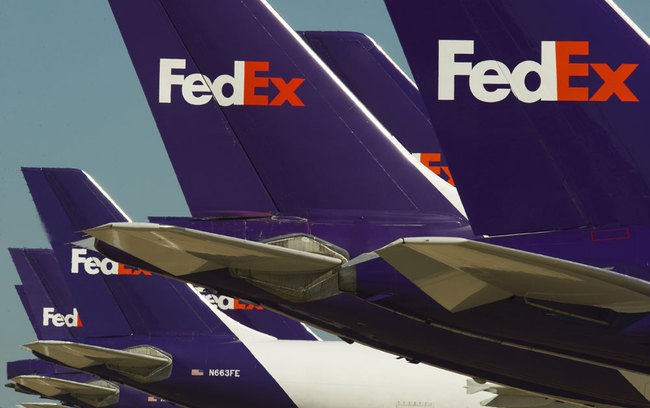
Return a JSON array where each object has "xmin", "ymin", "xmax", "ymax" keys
[
  {"xmin": 159, "ymin": 59, "xmax": 305, "ymax": 107},
  {"xmin": 439, "ymin": 40, "xmax": 639, "ymax": 103},
  {"xmin": 71, "ymin": 248, "xmax": 151, "ymax": 276},
  {"xmin": 413, "ymin": 153, "xmax": 455, "ymax": 186},
  {"xmin": 195, "ymin": 286, "xmax": 263, "ymax": 311},
  {"xmin": 43, "ymin": 307, "xmax": 82, "ymax": 327},
  {"xmin": 204, "ymin": 293, "xmax": 263, "ymax": 311}
]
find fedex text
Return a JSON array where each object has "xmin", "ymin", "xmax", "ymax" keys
[
  {"xmin": 202, "ymin": 292, "xmax": 263, "ymax": 311},
  {"xmin": 71, "ymin": 248, "xmax": 151, "ymax": 276},
  {"xmin": 43, "ymin": 307, "xmax": 82, "ymax": 327},
  {"xmin": 159, "ymin": 59, "xmax": 305, "ymax": 107},
  {"xmin": 438, "ymin": 40, "xmax": 638, "ymax": 103}
]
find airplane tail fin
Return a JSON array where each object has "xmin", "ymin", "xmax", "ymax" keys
[
  {"xmin": 15, "ymin": 285, "xmax": 42, "ymax": 339},
  {"xmin": 297, "ymin": 31, "xmax": 452, "ymax": 183},
  {"xmin": 22, "ymin": 168, "xmax": 134, "ymax": 338},
  {"xmin": 385, "ymin": 0, "xmax": 650, "ymax": 235},
  {"xmin": 107, "ymin": 0, "xmax": 464, "ymax": 218},
  {"xmin": 21, "ymin": 168, "xmax": 224, "ymax": 337},
  {"xmin": 11, "ymin": 248, "xmax": 77, "ymax": 341},
  {"xmin": 21, "ymin": 167, "xmax": 317, "ymax": 339}
]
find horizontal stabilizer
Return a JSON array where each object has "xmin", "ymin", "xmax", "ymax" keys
[
  {"xmin": 481, "ymin": 395, "xmax": 567, "ymax": 408},
  {"xmin": 20, "ymin": 403, "xmax": 68, "ymax": 408},
  {"xmin": 25, "ymin": 341, "xmax": 172, "ymax": 383},
  {"xmin": 466, "ymin": 380, "xmax": 588, "ymax": 408},
  {"xmin": 377, "ymin": 238, "xmax": 650, "ymax": 313},
  {"xmin": 85, "ymin": 223, "xmax": 343, "ymax": 276},
  {"xmin": 10, "ymin": 376, "xmax": 118, "ymax": 408}
]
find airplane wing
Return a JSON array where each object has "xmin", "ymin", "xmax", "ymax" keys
[
  {"xmin": 85, "ymin": 223, "xmax": 343, "ymax": 276},
  {"xmin": 466, "ymin": 379, "xmax": 592, "ymax": 408},
  {"xmin": 25, "ymin": 341, "xmax": 172, "ymax": 383},
  {"xmin": 375, "ymin": 237, "xmax": 650, "ymax": 313},
  {"xmin": 10, "ymin": 376, "xmax": 118, "ymax": 408}
]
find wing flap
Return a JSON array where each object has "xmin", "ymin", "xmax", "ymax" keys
[
  {"xmin": 84, "ymin": 222, "xmax": 343, "ymax": 276},
  {"xmin": 376, "ymin": 237, "xmax": 650, "ymax": 313},
  {"xmin": 25, "ymin": 341, "xmax": 172, "ymax": 383}
]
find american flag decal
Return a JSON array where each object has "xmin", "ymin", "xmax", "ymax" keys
[{"xmin": 191, "ymin": 368, "xmax": 204, "ymax": 376}]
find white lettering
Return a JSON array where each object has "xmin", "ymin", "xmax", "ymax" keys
[
  {"xmin": 71, "ymin": 248, "xmax": 120, "ymax": 275},
  {"xmin": 71, "ymin": 248, "xmax": 87, "ymax": 273},
  {"xmin": 43, "ymin": 307, "xmax": 80, "ymax": 327},
  {"xmin": 438, "ymin": 40, "xmax": 560, "ymax": 103},
  {"xmin": 43, "ymin": 307, "xmax": 55, "ymax": 326},
  {"xmin": 159, "ymin": 58, "xmax": 187, "ymax": 103},
  {"xmin": 100, "ymin": 257, "xmax": 118, "ymax": 275},
  {"xmin": 52, "ymin": 314, "xmax": 64, "ymax": 327},
  {"xmin": 438, "ymin": 40, "xmax": 474, "ymax": 100},
  {"xmin": 208, "ymin": 369, "xmax": 240, "ymax": 377},
  {"xmin": 209, "ymin": 61, "xmax": 245, "ymax": 106},
  {"xmin": 217, "ymin": 296, "xmax": 234, "ymax": 310},
  {"xmin": 158, "ymin": 59, "xmax": 246, "ymax": 106},
  {"xmin": 84, "ymin": 257, "xmax": 100, "ymax": 275},
  {"xmin": 182, "ymin": 73, "xmax": 212, "ymax": 106},
  {"xmin": 469, "ymin": 60, "xmax": 511, "ymax": 103}
]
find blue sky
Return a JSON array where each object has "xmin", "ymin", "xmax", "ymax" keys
[{"xmin": 1, "ymin": 1, "xmax": 648, "ymax": 406}]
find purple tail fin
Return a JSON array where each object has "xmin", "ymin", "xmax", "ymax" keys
[
  {"xmin": 107, "ymin": 0, "xmax": 463, "ymax": 217},
  {"xmin": 22, "ymin": 168, "xmax": 225, "ymax": 336},
  {"xmin": 297, "ymin": 31, "xmax": 432, "ymax": 151},
  {"xmin": 106, "ymin": 1, "xmax": 276, "ymax": 218},
  {"xmin": 22, "ymin": 167, "xmax": 317, "ymax": 340},
  {"xmin": 298, "ymin": 31, "xmax": 452, "ymax": 183},
  {"xmin": 11, "ymin": 248, "xmax": 75, "ymax": 341},
  {"xmin": 15, "ymin": 285, "xmax": 43, "ymax": 338},
  {"xmin": 385, "ymin": 0, "xmax": 650, "ymax": 235},
  {"xmin": 22, "ymin": 168, "xmax": 134, "ymax": 338}
]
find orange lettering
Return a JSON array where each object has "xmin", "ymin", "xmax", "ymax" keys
[
  {"xmin": 590, "ymin": 63, "xmax": 638, "ymax": 102},
  {"xmin": 419, "ymin": 153, "xmax": 455, "ymax": 186},
  {"xmin": 244, "ymin": 61, "xmax": 269, "ymax": 105},
  {"xmin": 556, "ymin": 41, "xmax": 589, "ymax": 101},
  {"xmin": 118, "ymin": 264, "xmax": 132, "ymax": 275},
  {"xmin": 269, "ymin": 77, "xmax": 305, "ymax": 106}
]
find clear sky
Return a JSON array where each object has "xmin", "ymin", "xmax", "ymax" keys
[{"xmin": 1, "ymin": 1, "xmax": 648, "ymax": 407}]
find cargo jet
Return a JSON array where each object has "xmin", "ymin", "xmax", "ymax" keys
[
  {"xmin": 26, "ymin": 0, "xmax": 650, "ymax": 406},
  {"xmin": 23, "ymin": 167, "xmax": 643, "ymax": 408},
  {"xmin": 13, "ymin": 173, "xmax": 554, "ymax": 408}
]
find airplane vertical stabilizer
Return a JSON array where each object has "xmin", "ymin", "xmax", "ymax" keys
[
  {"xmin": 22, "ymin": 168, "xmax": 133, "ymax": 338},
  {"xmin": 385, "ymin": 0, "xmax": 650, "ymax": 235},
  {"xmin": 107, "ymin": 0, "xmax": 465, "ymax": 217}
]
